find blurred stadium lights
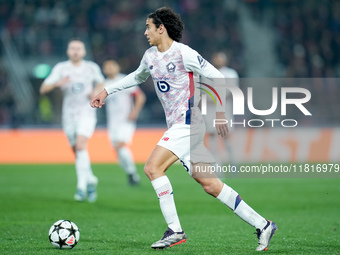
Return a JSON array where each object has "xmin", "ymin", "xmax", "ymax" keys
[{"xmin": 33, "ymin": 64, "xmax": 51, "ymax": 79}]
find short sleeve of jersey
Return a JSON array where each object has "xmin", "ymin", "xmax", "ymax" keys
[
  {"xmin": 44, "ymin": 63, "xmax": 63, "ymax": 85},
  {"xmin": 130, "ymin": 86, "xmax": 142, "ymax": 95},
  {"xmin": 91, "ymin": 62, "xmax": 105, "ymax": 84}
]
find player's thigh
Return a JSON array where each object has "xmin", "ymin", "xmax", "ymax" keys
[
  {"xmin": 75, "ymin": 117, "xmax": 96, "ymax": 151},
  {"xmin": 144, "ymin": 145, "xmax": 179, "ymax": 180},
  {"xmin": 62, "ymin": 121, "xmax": 77, "ymax": 147},
  {"xmin": 156, "ymin": 124, "xmax": 191, "ymax": 171},
  {"xmin": 202, "ymin": 109, "xmax": 217, "ymax": 134},
  {"xmin": 77, "ymin": 117, "xmax": 96, "ymax": 139},
  {"xmin": 114, "ymin": 141, "xmax": 127, "ymax": 150},
  {"xmin": 108, "ymin": 122, "xmax": 135, "ymax": 145},
  {"xmin": 190, "ymin": 125, "xmax": 217, "ymax": 175}
]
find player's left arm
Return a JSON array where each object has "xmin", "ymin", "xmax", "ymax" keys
[
  {"xmin": 128, "ymin": 87, "xmax": 146, "ymax": 121},
  {"xmin": 182, "ymin": 46, "xmax": 228, "ymax": 137}
]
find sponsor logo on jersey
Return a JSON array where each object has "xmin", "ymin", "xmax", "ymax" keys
[
  {"xmin": 166, "ymin": 62, "xmax": 176, "ymax": 72},
  {"xmin": 158, "ymin": 190, "xmax": 170, "ymax": 197},
  {"xmin": 197, "ymin": 55, "xmax": 207, "ymax": 69},
  {"xmin": 162, "ymin": 137, "xmax": 170, "ymax": 141},
  {"xmin": 72, "ymin": 83, "xmax": 84, "ymax": 94}
]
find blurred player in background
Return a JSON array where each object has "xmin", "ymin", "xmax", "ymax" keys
[
  {"xmin": 202, "ymin": 52, "xmax": 239, "ymax": 169},
  {"xmin": 102, "ymin": 60, "xmax": 146, "ymax": 186},
  {"xmin": 91, "ymin": 7, "xmax": 276, "ymax": 252},
  {"xmin": 40, "ymin": 39, "xmax": 104, "ymax": 203}
]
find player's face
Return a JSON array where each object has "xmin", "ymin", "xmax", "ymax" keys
[
  {"xmin": 144, "ymin": 18, "xmax": 161, "ymax": 46},
  {"xmin": 103, "ymin": 61, "xmax": 119, "ymax": 77},
  {"xmin": 213, "ymin": 54, "xmax": 227, "ymax": 69},
  {"xmin": 67, "ymin": 41, "xmax": 86, "ymax": 62}
]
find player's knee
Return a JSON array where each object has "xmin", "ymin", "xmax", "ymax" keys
[
  {"xmin": 74, "ymin": 144, "xmax": 86, "ymax": 152},
  {"xmin": 114, "ymin": 142, "xmax": 126, "ymax": 150},
  {"xmin": 75, "ymin": 136, "xmax": 88, "ymax": 151},
  {"xmin": 143, "ymin": 163, "xmax": 154, "ymax": 178},
  {"xmin": 144, "ymin": 163, "xmax": 159, "ymax": 180}
]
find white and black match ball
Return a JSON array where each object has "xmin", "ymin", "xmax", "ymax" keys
[{"xmin": 48, "ymin": 220, "xmax": 80, "ymax": 249}]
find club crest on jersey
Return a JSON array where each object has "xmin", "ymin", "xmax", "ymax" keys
[
  {"xmin": 166, "ymin": 62, "xmax": 176, "ymax": 72},
  {"xmin": 72, "ymin": 83, "xmax": 84, "ymax": 94},
  {"xmin": 197, "ymin": 55, "xmax": 207, "ymax": 69},
  {"xmin": 149, "ymin": 65, "xmax": 153, "ymax": 70}
]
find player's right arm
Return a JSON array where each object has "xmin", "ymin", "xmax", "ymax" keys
[
  {"xmin": 181, "ymin": 45, "xmax": 229, "ymax": 137},
  {"xmin": 39, "ymin": 63, "xmax": 69, "ymax": 95},
  {"xmin": 128, "ymin": 87, "xmax": 146, "ymax": 121},
  {"xmin": 91, "ymin": 55, "xmax": 150, "ymax": 108},
  {"xmin": 40, "ymin": 77, "xmax": 70, "ymax": 94}
]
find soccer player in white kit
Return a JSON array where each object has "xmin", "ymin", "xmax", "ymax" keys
[
  {"xmin": 102, "ymin": 60, "xmax": 146, "ymax": 185},
  {"xmin": 91, "ymin": 7, "xmax": 277, "ymax": 251},
  {"xmin": 40, "ymin": 39, "xmax": 105, "ymax": 203},
  {"xmin": 203, "ymin": 52, "xmax": 239, "ymax": 168}
]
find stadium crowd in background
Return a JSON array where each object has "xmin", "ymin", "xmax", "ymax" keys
[
  {"xmin": 1, "ymin": 0, "xmax": 340, "ymax": 127},
  {"xmin": 1, "ymin": 0, "xmax": 244, "ymax": 73},
  {"xmin": 272, "ymin": 0, "xmax": 340, "ymax": 77},
  {"xmin": 0, "ymin": 1, "xmax": 239, "ymax": 127}
]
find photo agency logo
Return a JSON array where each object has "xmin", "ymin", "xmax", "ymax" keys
[{"xmin": 199, "ymin": 81, "xmax": 312, "ymax": 128}]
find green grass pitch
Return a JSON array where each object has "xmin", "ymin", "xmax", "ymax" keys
[{"xmin": 0, "ymin": 164, "xmax": 339, "ymax": 254}]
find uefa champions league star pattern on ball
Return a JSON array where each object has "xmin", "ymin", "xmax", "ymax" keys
[{"xmin": 49, "ymin": 220, "xmax": 80, "ymax": 249}]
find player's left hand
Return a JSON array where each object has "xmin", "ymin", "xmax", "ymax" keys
[
  {"xmin": 215, "ymin": 112, "xmax": 229, "ymax": 138},
  {"xmin": 90, "ymin": 89, "xmax": 108, "ymax": 108}
]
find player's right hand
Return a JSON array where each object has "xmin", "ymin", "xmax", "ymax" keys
[
  {"xmin": 215, "ymin": 112, "xmax": 229, "ymax": 138},
  {"xmin": 55, "ymin": 77, "xmax": 70, "ymax": 87},
  {"xmin": 90, "ymin": 89, "xmax": 108, "ymax": 108}
]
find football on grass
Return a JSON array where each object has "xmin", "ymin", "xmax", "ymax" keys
[{"xmin": 49, "ymin": 220, "xmax": 80, "ymax": 249}]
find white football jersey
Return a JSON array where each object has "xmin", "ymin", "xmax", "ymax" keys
[
  {"xmin": 105, "ymin": 73, "xmax": 140, "ymax": 124},
  {"xmin": 202, "ymin": 66, "xmax": 239, "ymax": 130},
  {"xmin": 219, "ymin": 66, "xmax": 239, "ymax": 79},
  {"xmin": 219, "ymin": 66, "xmax": 239, "ymax": 96},
  {"xmin": 104, "ymin": 41, "xmax": 224, "ymax": 128},
  {"xmin": 44, "ymin": 60, "xmax": 104, "ymax": 123}
]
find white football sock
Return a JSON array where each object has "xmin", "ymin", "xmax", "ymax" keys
[
  {"xmin": 117, "ymin": 146, "xmax": 137, "ymax": 175},
  {"xmin": 217, "ymin": 184, "xmax": 267, "ymax": 229},
  {"xmin": 75, "ymin": 150, "xmax": 89, "ymax": 192},
  {"xmin": 151, "ymin": 176, "xmax": 182, "ymax": 232},
  {"xmin": 76, "ymin": 150, "xmax": 96, "ymax": 188}
]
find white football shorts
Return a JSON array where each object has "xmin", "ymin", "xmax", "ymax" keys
[
  {"xmin": 108, "ymin": 122, "xmax": 136, "ymax": 144},
  {"xmin": 62, "ymin": 116, "xmax": 97, "ymax": 146},
  {"xmin": 157, "ymin": 123, "xmax": 215, "ymax": 175}
]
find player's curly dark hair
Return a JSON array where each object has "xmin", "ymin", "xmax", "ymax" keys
[{"xmin": 148, "ymin": 7, "xmax": 184, "ymax": 42}]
